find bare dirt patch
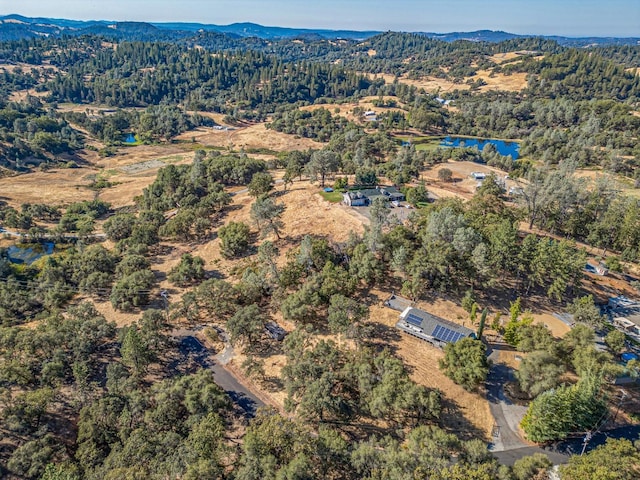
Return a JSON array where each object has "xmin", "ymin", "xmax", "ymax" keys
[
  {"xmin": 191, "ymin": 110, "xmax": 230, "ymax": 125},
  {"xmin": 531, "ymin": 313, "xmax": 571, "ymax": 338},
  {"xmin": 118, "ymin": 159, "xmax": 167, "ymax": 174},
  {"xmin": 420, "ymin": 161, "xmax": 514, "ymax": 200},
  {"xmin": 94, "ymin": 145, "xmax": 189, "ymax": 169}
]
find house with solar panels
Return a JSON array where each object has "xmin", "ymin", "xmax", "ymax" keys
[{"xmin": 396, "ymin": 307, "xmax": 475, "ymax": 347}]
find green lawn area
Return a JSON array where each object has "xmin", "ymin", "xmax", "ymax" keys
[
  {"xmin": 395, "ymin": 135, "xmax": 444, "ymax": 151},
  {"xmin": 415, "ymin": 141, "xmax": 441, "ymax": 151},
  {"xmin": 319, "ymin": 190, "xmax": 344, "ymax": 203}
]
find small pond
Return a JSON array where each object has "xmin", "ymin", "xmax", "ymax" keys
[
  {"xmin": 7, "ymin": 242, "xmax": 55, "ymax": 265},
  {"xmin": 440, "ymin": 136, "xmax": 520, "ymax": 160}
]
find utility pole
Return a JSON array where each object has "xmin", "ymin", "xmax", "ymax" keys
[
  {"xmin": 580, "ymin": 432, "xmax": 592, "ymax": 456},
  {"xmin": 581, "ymin": 389, "xmax": 627, "ymax": 455}
]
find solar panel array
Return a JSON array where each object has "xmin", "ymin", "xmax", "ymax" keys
[
  {"xmin": 405, "ymin": 313, "xmax": 423, "ymax": 327},
  {"xmin": 432, "ymin": 324, "xmax": 466, "ymax": 344}
]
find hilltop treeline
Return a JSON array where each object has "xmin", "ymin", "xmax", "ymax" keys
[{"xmin": 46, "ymin": 42, "xmax": 375, "ymax": 112}]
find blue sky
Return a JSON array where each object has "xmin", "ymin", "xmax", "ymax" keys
[{"xmin": 5, "ymin": 0, "xmax": 640, "ymax": 36}]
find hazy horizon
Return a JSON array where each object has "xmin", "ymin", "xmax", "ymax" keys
[{"xmin": 3, "ymin": 0, "xmax": 640, "ymax": 37}]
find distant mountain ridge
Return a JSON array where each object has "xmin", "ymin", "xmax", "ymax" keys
[{"xmin": 1, "ymin": 14, "xmax": 639, "ymax": 46}]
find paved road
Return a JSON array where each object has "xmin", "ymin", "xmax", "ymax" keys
[
  {"xmin": 494, "ymin": 424, "xmax": 640, "ymax": 466},
  {"xmin": 493, "ymin": 446, "xmax": 569, "ymax": 467},
  {"xmin": 554, "ymin": 425, "xmax": 640, "ymax": 456},
  {"xmin": 177, "ymin": 335, "xmax": 264, "ymax": 417},
  {"xmin": 486, "ymin": 348, "xmax": 529, "ymax": 452},
  {"xmin": 486, "ymin": 344, "xmax": 640, "ymax": 466}
]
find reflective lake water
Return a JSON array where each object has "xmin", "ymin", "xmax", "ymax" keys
[
  {"xmin": 7, "ymin": 242, "xmax": 55, "ymax": 264},
  {"xmin": 440, "ymin": 136, "xmax": 520, "ymax": 159}
]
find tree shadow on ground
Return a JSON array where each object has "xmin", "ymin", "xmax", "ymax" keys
[
  {"xmin": 367, "ymin": 321, "xmax": 401, "ymax": 355},
  {"xmin": 439, "ymin": 395, "xmax": 489, "ymax": 442}
]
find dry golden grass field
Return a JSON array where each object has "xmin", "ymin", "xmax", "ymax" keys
[
  {"xmin": 300, "ymin": 96, "xmax": 408, "ymax": 123},
  {"xmin": 373, "ymin": 70, "xmax": 529, "ymax": 94},
  {"xmin": 174, "ymin": 123, "xmax": 324, "ymax": 152},
  {"xmin": 0, "ymin": 168, "xmax": 97, "ymax": 207},
  {"xmin": 0, "ymin": 145, "xmax": 194, "ymax": 209}
]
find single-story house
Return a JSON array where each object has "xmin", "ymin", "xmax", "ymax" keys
[
  {"xmin": 343, "ymin": 191, "xmax": 368, "ymax": 206},
  {"xmin": 396, "ymin": 307, "xmax": 475, "ymax": 347},
  {"xmin": 470, "ymin": 172, "xmax": 486, "ymax": 180},
  {"xmin": 342, "ymin": 186, "xmax": 406, "ymax": 207}
]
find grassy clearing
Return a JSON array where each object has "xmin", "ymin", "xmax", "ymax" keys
[
  {"xmin": 395, "ymin": 135, "xmax": 443, "ymax": 151},
  {"xmin": 415, "ymin": 142, "xmax": 441, "ymax": 151},
  {"xmin": 319, "ymin": 190, "xmax": 344, "ymax": 203}
]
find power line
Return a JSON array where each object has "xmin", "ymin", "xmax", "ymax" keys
[{"xmin": 0, "ymin": 275, "xmax": 156, "ymax": 296}]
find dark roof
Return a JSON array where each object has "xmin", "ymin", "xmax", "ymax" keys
[
  {"xmin": 381, "ymin": 186, "xmax": 402, "ymax": 195},
  {"xmin": 397, "ymin": 307, "xmax": 475, "ymax": 344},
  {"xmin": 356, "ymin": 188, "xmax": 383, "ymax": 198}
]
